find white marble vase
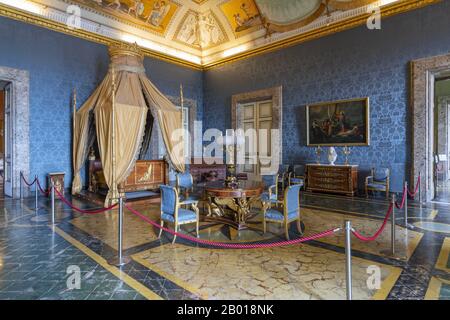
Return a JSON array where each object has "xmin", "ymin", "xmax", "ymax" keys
[{"xmin": 328, "ymin": 147, "xmax": 337, "ymax": 165}]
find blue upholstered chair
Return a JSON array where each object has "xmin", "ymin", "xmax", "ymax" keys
[
  {"xmin": 365, "ymin": 167, "xmax": 390, "ymax": 199},
  {"xmin": 176, "ymin": 172, "xmax": 200, "ymax": 205},
  {"xmin": 159, "ymin": 185, "xmax": 199, "ymax": 244},
  {"xmin": 288, "ymin": 165, "xmax": 306, "ymax": 189},
  {"xmin": 262, "ymin": 184, "xmax": 302, "ymax": 240},
  {"xmin": 260, "ymin": 174, "xmax": 281, "ymax": 208}
]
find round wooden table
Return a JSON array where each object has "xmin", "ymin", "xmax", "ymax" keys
[{"xmin": 204, "ymin": 180, "xmax": 264, "ymax": 230}]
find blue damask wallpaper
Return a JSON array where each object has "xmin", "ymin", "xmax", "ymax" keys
[
  {"xmin": 0, "ymin": 16, "xmax": 203, "ymax": 189},
  {"xmin": 203, "ymin": 0, "xmax": 450, "ymax": 192}
]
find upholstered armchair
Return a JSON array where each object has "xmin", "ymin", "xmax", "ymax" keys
[
  {"xmin": 365, "ymin": 168, "xmax": 390, "ymax": 199},
  {"xmin": 176, "ymin": 172, "xmax": 200, "ymax": 205},
  {"xmin": 159, "ymin": 185, "xmax": 199, "ymax": 244},
  {"xmin": 262, "ymin": 184, "xmax": 302, "ymax": 240},
  {"xmin": 260, "ymin": 174, "xmax": 281, "ymax": 208},
  {"xmin": 288, "ymin": 165, "xmax": 306, "ymax": 189}
]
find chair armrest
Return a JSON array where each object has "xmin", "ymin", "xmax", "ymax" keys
[
  {"xmin": 365, "ymin": 175, "xmax": 374, "ymax": 184},
  {"xmin": 268, "ymin": 184, "xmax": 277, "ymax": 197}
]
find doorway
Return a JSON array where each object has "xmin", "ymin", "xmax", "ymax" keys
[
  {"xmin": 240, "ymin": 100, "xmax": 273, "ymax": 179},
  {"xmin": 433, "ymin": 77, "xmax": 450, "ymax": 203},
  {"xmin": 231, "ymin": 86, "xmax": 283, "ymax": 180}
]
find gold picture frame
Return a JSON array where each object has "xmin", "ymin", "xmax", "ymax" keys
[{"xmin": 306, "ymin": 97, "xmax": 370, "ymax": 146}]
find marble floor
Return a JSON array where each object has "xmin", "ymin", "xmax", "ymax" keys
[{"xmin": 0, "ymin": 189, "xmax": 449, "ymax": 300}]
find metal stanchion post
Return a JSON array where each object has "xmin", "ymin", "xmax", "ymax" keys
[
  {"xmin": 51, "ymin": 182, "xmax": 55, "ymax": 225},
  {"xmin": 419, "ymin": 171, "xmax": 422, "ymax": 206},
  {"xmin": 108, "ymin": 197, "xmax": 130, "ymax": 266},
  {"xmin": 404, "ymin": 181, "xmax": 408, "ymax": 226},
  {"xmin": 19, "ymin": 171, "xmax": 23, "ymax": 201},
  {"xmin": 34, "ymin": 175, "xmax": 38, "ymax": 211},
  {"xmin": 391, "ymin": 195, "xmax": 396, "ymax": 256},
  {"xmin": 345, "ymin": 220, "xmax": 352, "ymax": 300}
]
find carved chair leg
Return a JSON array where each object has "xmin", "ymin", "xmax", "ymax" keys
[
  {"xmin": 196, "ymin": 218, "xmax": 199, "ymax": 238},
  {"xmin": 263, "ymin": 219, "xmax": 266, "ymax": 234},
  {"xmin": 158, "ymin": 220, "xmax": 164, "ymax": 239},
  {"xmin": 296, "ymin": 219, "xmax": 302, "ymax": 235},
  {"xmin": 172, "ymin": 224, "xmax": 178, "ymax": 244},
  {"xmin": 284, "ymin": 222, "xmax": 290, "ymax": 241}
]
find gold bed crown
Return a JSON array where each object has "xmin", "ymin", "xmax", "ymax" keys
[{"xmin": 109, "ymin": 42, "xmax": 144, "ymax": 59}]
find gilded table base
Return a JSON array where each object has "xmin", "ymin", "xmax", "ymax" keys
[{"xmin": 205, "ymin": 196, "xmax": 259, "ymax": 230}]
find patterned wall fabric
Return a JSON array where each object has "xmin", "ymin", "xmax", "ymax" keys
[
  {"xmin": 202, "ymin": 0, "xmax": 450, "ymax": 192},
  {"xmin": 0, "ymin": 16, "xmax": 203, "ymax": 189}
]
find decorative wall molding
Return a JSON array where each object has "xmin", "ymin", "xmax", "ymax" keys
[
  {"xmin": 0, "ymin": 66, "xmax": 30, "ymax": 199},
  {"xmin": 411, "ymin": 52, "xmax": 450, "ymax": 201}
]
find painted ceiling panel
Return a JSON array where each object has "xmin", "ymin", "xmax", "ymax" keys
[{"xmin": 69, "ymin": 0, "xmax": 180, "ymax": 34}]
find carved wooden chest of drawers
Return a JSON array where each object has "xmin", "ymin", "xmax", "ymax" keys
[{"xmin": 306, "ymin": 164, "xmax": 358, "ymax": 196}]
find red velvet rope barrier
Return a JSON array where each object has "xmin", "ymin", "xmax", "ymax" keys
[
  {"xmin": 395, "ymin": 185, "xmax": 407, "ymax": 209},
  {"xmin": 351, "ymin": 204, "xmax": 393, "ymax": 242},
  {"xmin": 54, "ymin": 187, "xmax": 117, "ymax": 214},
  {"xmin": 407, "ymin": 175, "xmax": 421, "ymax": 198},
  {"xmin": 125, "ymin": 203, "xmax": 339, "ymax": 249},
  {"xmin": 36, "ymin": 179, "xmax": 50, "ymax": 196},
  {"xmin": 20, "ymin": 173, "xmax": 37, "ymax": 187}
]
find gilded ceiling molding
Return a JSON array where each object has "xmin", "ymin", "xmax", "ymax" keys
[
  {"xmin": 203, "ymin": 0, "xmax": 442, "ymax": 69},
  {"xmin": 0, "ymin": 0, "xmax": 442, "ymax": 70},
  {"xmin": 0, "ymin": 3, "xmax": 202, "ymax": 70},
  {"xmin": 329, "ymin": 0, "xmax": 379, "ymax": 11}
]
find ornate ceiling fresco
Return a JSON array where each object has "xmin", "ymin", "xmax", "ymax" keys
[{"xmin": 0, "ymin": 0, "xmax": 440, "ymax": 68}]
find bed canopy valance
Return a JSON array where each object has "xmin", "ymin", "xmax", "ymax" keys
[{"xmin": 71, "ymin": 43, "xmax": 185, "ymax": 205}]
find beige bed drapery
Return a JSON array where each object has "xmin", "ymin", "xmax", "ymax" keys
[{"xmin": 72, "ymin": 44, "xmax": 185, "ymax": 206}]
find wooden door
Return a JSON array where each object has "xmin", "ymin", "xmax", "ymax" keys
[{"xmin": 240, "ymin": 100, "xmax": 273, "ymax": 179}]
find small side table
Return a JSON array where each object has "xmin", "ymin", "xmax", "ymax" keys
[{"xmin": 48, "ymin": 172, "xmax": 65, "ymax": 198}]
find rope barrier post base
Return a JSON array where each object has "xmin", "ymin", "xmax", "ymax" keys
[
  {"xmin": 108, "ymin": 197, "xmax": 130, "ymax": 267},
  {"xmin": 34, "ymin": 175, "xmax": 38, "ymax": 212},
  {"xmin": 51, "ymin": 182, "xmax": 55, "ymax": 225},
  {"xmin": 344, "ymin": 220, "xmax": 352, "ymax": 301}
]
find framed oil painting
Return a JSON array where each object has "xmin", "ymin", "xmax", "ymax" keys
[{"xmin": 306, "ymin": 97, "xmax": 370, "ymax": 146}]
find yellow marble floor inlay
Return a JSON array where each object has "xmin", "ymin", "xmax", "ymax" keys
[
  {"xmin": 132, "ymin": 243, "xmax": 401, "ymax": 300},
  {"xmin": 70, "ymin": 204, "xmax": 161, "ymax": 250},
  {"xmin": 301, "ymin": 208, "xmax": 423, "ymax": 261},
  {"xmin": 436, "ymin": 237, "xmax": 450, "ymax": 273},
  {"xmin": 425, "ymin": 277, "xmax": 450, "ymax": 300}
]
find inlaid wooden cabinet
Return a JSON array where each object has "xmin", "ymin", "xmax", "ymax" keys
[{"xmin": 306, "ymin": 164, "xmax": 358, "ymax": 196}]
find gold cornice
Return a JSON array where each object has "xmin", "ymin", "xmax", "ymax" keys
[
  {"xmin": 203, "ymin": 0, "xmax": 442, "ymax": 70},
  {"xmin": 0, "ymin": 0, "xmax": 442, "ymax": 71},
  {"xmin": 0, "ymin": 3, "xmax": 202, "ymax": 71}
]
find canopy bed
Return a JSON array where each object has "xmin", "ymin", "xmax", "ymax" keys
[{"xmin": 71, "ymin": 43, "xmax": 185, "ymax": 206}]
